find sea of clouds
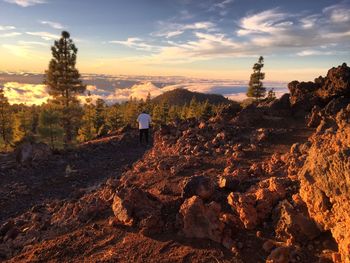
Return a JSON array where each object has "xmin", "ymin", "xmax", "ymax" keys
[{"xmin": 0, "ymin": 72, "xmax": 289, "ymax": 105}]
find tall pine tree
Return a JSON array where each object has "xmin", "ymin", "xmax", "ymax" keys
[
  {"xmin": 44, "ymin": 31, "xmax": 86, "ymax": 146},
  {"xmin": 247, "ymin": 56, "xmax": 266, "ymax": 101}
]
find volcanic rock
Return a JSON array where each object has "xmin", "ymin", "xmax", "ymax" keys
[
  {"xmin": 228, "ymin": 177, "xmax": 286, "ymax": 229},
  {"xmin": 299, "ymin": 104, "xmax": 350, "ymax": 262},
  {"xmin": 273, "ymin": 200, "xmax": 320, "ymax": 244},
  {"xmin": 182, "ymin": 175, "xmax": 215, "ymax": 200},
  {"xmin": 179, "ymin": 196, "xmax": 225, "ymax": 243},
  {"xmin": 317, "ymin": 63, "xmax": 350, "ymax": 100},
  {"xmin": 112, "ymin": 187, "xmax": 162, "ymax": 228},
  {"xmin": 288, "ymin": 63, "xmax": 350, "ymax": 116}
]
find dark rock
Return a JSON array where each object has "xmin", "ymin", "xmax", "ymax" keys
[
  {"xmin": 317, "ymin": 63, "xmax": 350, "ymax": 100},
  {"xmin": 182, "ymin": 175, "xmax": 215, "ymax": 200},
  {"xmin": 268, "ymin": 93, "xmax": 292, "ymax": 116}
]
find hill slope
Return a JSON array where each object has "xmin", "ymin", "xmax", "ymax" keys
[{"xmin": 153, "ymin": 88, "xmax": 231, "ymax": 106}]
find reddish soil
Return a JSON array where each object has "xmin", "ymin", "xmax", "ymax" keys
[{"xmin": 0, "ymin": 117, "xmax": 336, "ymax": 263}]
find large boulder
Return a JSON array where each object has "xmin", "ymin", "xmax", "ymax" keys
[
  {"xmin": 288, "ymin": 63, "xmax": 350, "ymax": 116},
  {"xmin": 268, "ymin": 93, "xmax": 292, "ymax": 117},
  {"xmin": 179, "ymin": 196, "xmax": 225, "ymax": 243},
  {"xmin": 273, "ymin": 200, "xmax": 320, "ymax": 244},
  {"xmin": 288, "ymin": 81, "xmax": 322, "ymax": 115},
  {"xmin": 299, "ymin": 104, "xmax": 350, "ymax": 262},
  {"xmin": 112, "ymin": 187, "xmax": 163, "ymax": 232},
  {"xmin": 228, "ymin": 177, "xmax": 287, "ymax": 229},
  {"xmin": 317, "ymin": 63, "xmax": 350, "ymax": 100},
  {"xmin": 232, "ymin": 104, "xmax": 264, "ymax": 127},
  {"xmin": 182, "ymin": 175, "xmax": 215, "ymax": 200}
]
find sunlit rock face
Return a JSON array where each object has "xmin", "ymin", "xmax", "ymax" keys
[{"xmin": 299, "ymin": 104, "xmax": 350, "ymax": 262}]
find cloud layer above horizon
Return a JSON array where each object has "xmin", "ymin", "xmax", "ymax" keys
[{"xmin": 0, "ymin": 72, "xmax": 288, "ymax": 105}]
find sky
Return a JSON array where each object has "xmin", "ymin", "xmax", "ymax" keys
[{"xmin": 0, "ymin": 0, "xmax": 349, "ymax": 82}]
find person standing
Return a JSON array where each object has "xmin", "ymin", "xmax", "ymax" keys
[{"xmin": 137, "ymin": 111, "xmax": 151, "ymax": 145}]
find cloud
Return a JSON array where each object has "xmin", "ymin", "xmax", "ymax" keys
[
  {"xmin": 144, "ymin": 3, "xmax": 349, "ymax": 65},
  {"xmin": 40, "ymin": 20, "xmax": 64, "ymax": 30},
  {"xmin": 3, "ymin": 0, "xmax": 46, "ymax": 7},
  {"xmin": 2, "ymin": 41, "xmax": 49, "ymax": 59},
  {"xmin": 235, "ymin": 4, "xmax": 350, "ymax": 52},
  {"xmin": 0, "ymin": 25, "xmax": 16, "ymax": 30},
  {"xmin": 323, "ymin": 3, "xmax": 350, "ymax": 23},
  {"xmin": 297, "ymin": 49, "xmax": 334, "ymax": 56},
  {"xmin": 127, "ymin": 31, "xmax": 251, "ymax": 65},
  {"xmin": 106, "ymin": 82, "xmax": 163, "ymax": 103},
  {"xmin": 2, "ymin": 44, "xmax": 31, "ymax": 57},
  {"xmin": 214, "ymin": 0, "xmax": 234, "ymax": 9},
  {"xmin": 210, "ymin": 0, "xmax": 234, "ymax": 15},
  {"xmin": 0, "ymin": 32, "xmax": 22, "ymax": 37},
  {"xmin": 154, "ymin": 21, "xmax": 216, "ymax": 38},
  {"xmin": 237, "ymin": 8, "xmax": 292, "ymax": 36},
  {"xmin": 17, "ymin": 40, "xmax": 49, "ymax": 46},
  {"xmin": 300, "ymin": 15, "xmax": 320, "ymax": 29},
  {"xmin": 1, "ymin": 72, "xmax": 291, "ymax": 105},
  {"xmin": 103, "ymin": 81, "xmax": 288, "ymax": 103},
  {"xmin": 3, "ymin": 82, "xmax": 49, "ymax": 104},
  {"xmin": 109, "ymin": 38, "xmax": 157, "ymax": 51},
  {"xmin": 26, "ymin": 31, "xmax": 59, "ymax": 40}
]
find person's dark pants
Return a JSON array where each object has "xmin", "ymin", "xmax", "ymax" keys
[{"xmin": 139, "ymin": 129, "xmax": 149, "ymax": 145}]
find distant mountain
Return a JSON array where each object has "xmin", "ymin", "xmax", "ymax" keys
[{"xmin": 153, "ymin": 88, "xmax": 231, "ymax": 106}]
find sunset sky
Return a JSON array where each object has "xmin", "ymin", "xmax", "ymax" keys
[{"xmin": 0, "ymin": 0, "xmax": 349, "ymax": 81}]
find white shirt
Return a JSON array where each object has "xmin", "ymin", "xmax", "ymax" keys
[{"xmin": 137, "ymin": 113, "xmax": 151, "ymax": 129}]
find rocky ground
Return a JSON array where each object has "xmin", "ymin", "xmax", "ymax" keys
[{"xmin": 0, "ymin": 63, "xmax": 349, "ymax": 263}]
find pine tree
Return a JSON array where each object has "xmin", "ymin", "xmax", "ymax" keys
[
  {"xmin": 200, "ymin": 100, "xmax": 213, "ymax": 119},
  {"xmin": 38, "ymin": 107, "xmax": 63, "ymax": 149},
  {"xmin": 188, "ymin": 97, "xmax": 199, "ymax": 119},
  {"xmin": 247, "ymin": 56, "xmax": 266, "ymax": 101},
  {"xmin": 0, "ymin": 87, "xmax": 13, "ymax": 149},
  {"xmin": 30, "ymin": 106, "xmax": 40, "ymax": 135},
  {"xmin": 106, "ymin": 104, "xmax": 123, "ymax": 130},
  {"xmin": 168, "ymin": 105, "xmax": 180, "ymax": 122},
  {"xmin": 12, "ymin": 114, "xmax": 25, "ymax": 143},
  {"xmin": 77, "ymin": 94, "xmax": 97, "ymax": 142},
  {"xmin": 44, "ymin": 31, "xmax": 86, "ymax": 146},
  {"xmin": 16, "ymin": 109, "xmax": 33, "ymax": 139},
  {"xmin": 161, "ymin": 102, "xmax": 169, "ymax": 124},
  {"xmin": 152, "ymin": 104, "xmax": 163, "ymax": 127},
  {"xmin": 124, "ymin": 97, "xmax": 139, "ymax": 128},
  {"xmin": 180, "ymin": 104, "xmax": 188, "ymax": 120},
  {"xmin": 145, "ymin": 92, "xmax": 152, "ymax": 113},
  {"xmin": 94, "ymin": 98, "xmax": 107, "ymax": 135}
]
